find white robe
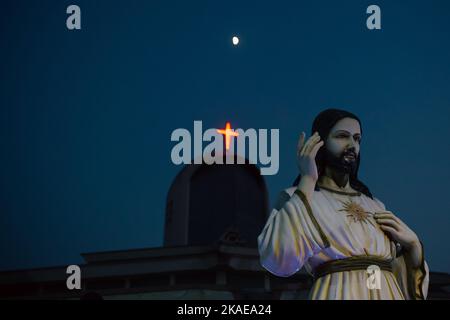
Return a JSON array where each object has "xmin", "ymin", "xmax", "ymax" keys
[{"xmin": 257, "ymin": 186, "xmax": 429, "ymax": 300}]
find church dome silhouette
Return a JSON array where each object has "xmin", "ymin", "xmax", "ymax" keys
[{"xmin": 164, "ymin": 153, "xmax": 269, "ymax": 248}]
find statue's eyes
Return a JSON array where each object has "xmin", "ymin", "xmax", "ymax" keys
[{"xmin": 335, "ymin": 133, "xmax": 361, "ymax": 143}]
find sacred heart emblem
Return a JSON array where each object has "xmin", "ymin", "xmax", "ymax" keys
[{"xmin": 339, "ymin": 199, "xmax": 373, "ymax": 223}]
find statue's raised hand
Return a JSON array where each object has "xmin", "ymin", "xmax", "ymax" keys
[{"xmin": 296, "ymin": 132, "xmax": 324, "ymax": 183}]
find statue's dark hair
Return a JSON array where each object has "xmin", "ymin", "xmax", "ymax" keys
[{"xmin": 292, "ymin": 108, "xmax": 373, "ymax": 199}]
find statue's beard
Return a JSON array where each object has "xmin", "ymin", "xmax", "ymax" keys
[{"xmin": 324, "ymin": 148, "xmax": 358, "ymax": 175}]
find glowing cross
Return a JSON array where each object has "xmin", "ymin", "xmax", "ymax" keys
[{"xmin": 217, "ymin": 122, "xmax": 239, "ymax": 151}]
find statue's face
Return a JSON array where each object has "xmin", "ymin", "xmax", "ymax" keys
[{"xmin": 324, "ymin": 117, "xmax": 362, "ymax": 173}]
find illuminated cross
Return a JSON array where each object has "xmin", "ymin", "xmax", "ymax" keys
[{"xmin": 217, "ymin": 122, "xmax": 239, "ymax": 151}]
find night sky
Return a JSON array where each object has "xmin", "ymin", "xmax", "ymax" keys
[{"xmin": 1, "ymin": 0, "xmax": 449, "ymax": 273}]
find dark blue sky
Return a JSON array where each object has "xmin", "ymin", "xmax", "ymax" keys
[{"xmin": 1, "ymin": 0, "xmax": 449, "ymax": 273}]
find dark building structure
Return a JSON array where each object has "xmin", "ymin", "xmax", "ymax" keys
[
  {"xmin": 1, "ymin": 160, "xmax": 450, "ymax": 299},
  {"xmin": 165, "ymin": 159, "xmax": 268, "ymax": 248}
]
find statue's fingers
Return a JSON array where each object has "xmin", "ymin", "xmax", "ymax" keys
[
  {"xmin": 297, "ymin": 132, "xmax": 305, "ymax": 156},
  {"xmin": 374, "ymin": 213, "xmax": 395, "ymax": 219},
  {"xmin": 303, "ymin": 133, "xmax": 321, "ymax": 156},
  {"xmin": 375, "ymin": 210, "xmax": 394, "ymax": 215},
  {"xmin": 310, "ymin": 140, "xmax": 324, "ymax": 158},
  {"xmin": 375, "ymin": 218, "xmax": 401, "ymax": 231},
  {"xmin": 375, "ymin": 212, "xmax": 401, "ymax": 224},
  {"xmin": 379, "ymin": 225, "xmax": 400, "ymax": 240},
  {"xmin": 300, "ymin": 133, "xmax": 316, "ymax": 156}
]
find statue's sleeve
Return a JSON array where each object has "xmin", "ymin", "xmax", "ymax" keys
[
  {"xmin": 257, "ymin": 188, "xmax": 330, "ymax": 277},
  {"xmin": 374, "ymin": 197, "xmax": 429, "ymax": 300},
  {"xmin": 392, "ymin": 243, "xmax": 429, "ymax": 300}
]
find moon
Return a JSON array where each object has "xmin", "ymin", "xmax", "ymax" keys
[{"xmin": 232, "ymin": 36, "xmax": 239, "ymax": 46}]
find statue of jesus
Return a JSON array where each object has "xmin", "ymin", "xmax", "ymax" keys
[{"xmin": 258, "ymin": 108, "xmax": 428, "ymax": 299}]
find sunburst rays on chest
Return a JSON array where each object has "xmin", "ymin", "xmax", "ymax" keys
[{"xmin": 338, "ymin": 198, "xmax": 374, "ymax": 224}]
